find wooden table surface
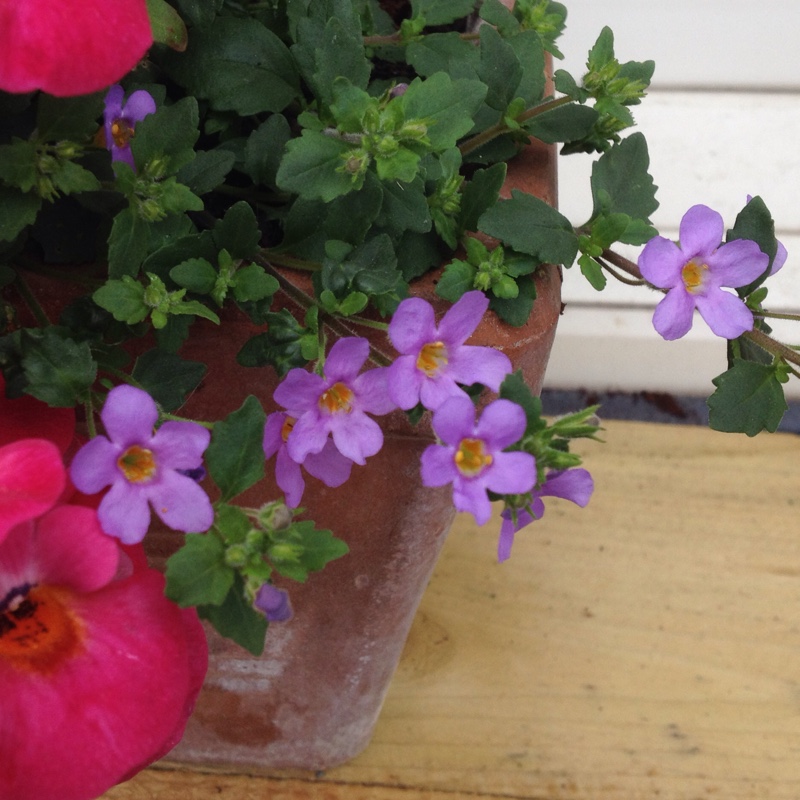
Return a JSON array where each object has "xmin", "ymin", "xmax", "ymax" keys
[{"xmin": 106, "ymin": 419, "xmax": 800, "ymax": 800}]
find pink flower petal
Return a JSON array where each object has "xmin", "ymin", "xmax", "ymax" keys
[
  {"xmin": 0, "ymin": 439, "xmax": 65, "ymax": 543},
  {"xmin": 0, "ymin": 0, "xmax": 153, "ymax": 97}
]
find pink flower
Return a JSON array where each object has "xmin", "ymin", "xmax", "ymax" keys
[
  {"xmin": 274, "ymin": 337, "xmax": 395, "ymax": 466},
  {"xmin": 0, "ymin": 440, "xmax": 207, "ymax": 800},
  {"xmin": 0, "ymin": 0, "xmax": 153, "ymax": 97},
  {"xmin": 420, "ymin": 396, "xmax": 536, "ymax": 525},
  {"xmin": 639, "ymin": 204, "xmax": 769, "ymax": 340},
  {"xmin": 103, "ymin": 84, "xmax": 156, "ymax": 170},
  {"xmin": 69, "ymin": 385, "xmax": 214, "ymax": 544},
  {"xmin": 263, "ymin": 411, "xmax": 353, "ymax": 508},
  {"xmin": 387, "ymin": 290, "xmax": 512, "ymax": 411}
]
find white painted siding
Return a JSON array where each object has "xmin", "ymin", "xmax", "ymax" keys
[{"xmin": 544, "ymin": 2, "xmax": 800, "ymax": 397}]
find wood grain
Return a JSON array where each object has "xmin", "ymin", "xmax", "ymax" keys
[{"xmin": 106, "ymin": 420, "xmax": 800, "ymax": 799}]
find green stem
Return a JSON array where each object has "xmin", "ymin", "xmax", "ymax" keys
[
  {"xmin": 362, "ymin": 30, "xmax": 480, "ymax": 48},
  {"xmin": 458, "ymin": 96, "xmax": 574, "ymax": 158},
  {"xmin": 596, "ymin": 256, "xmax": 647, "ymax": 286},
  {"xmin": 258, "ymin": 249, "xmax": 322, "ymax": 273},
  {"xmin": 11, "ymin": 269, "xmax": 51, "ymax": 327}
]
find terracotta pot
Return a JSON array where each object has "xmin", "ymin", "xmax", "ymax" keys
[{"xmin": 138, "ymin": 132, "xmax": 561, "ymax": 770}]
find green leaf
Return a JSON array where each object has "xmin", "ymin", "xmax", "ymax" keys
[
  {"xmin": 410, "ymin": 0, "xmax": 476, "ymax": 26},
  {"xmin": 131, "ymin": 349, "xmax": 206, "ymax": 412},
  {"xmin": 213, "ymin": 201, "xmax": 262, "ymax": 260},
  {"xmin": 578, "ymin": 253, "xmax": 607, "ymax": 290},
  {"xmin": 435, "ymin": 258, "xmax": 476, "ymax": 302},
  {"xmin": 590, "ymin": 132, "xmax": 658, "ymax": 222},
  {"xmin": 107, "ymin": 207, "xmax": 149, "ymax": 279},
  {"xmin": 488, "ymin": 273, "xmax": 537, "ymax": 326},
  {"xmin": 276, "ymin": 130, "xmax": 355, "ymax": 202},
  {"xmin": 206, "ymin": 396, "xmax": 266, "ymax": 501},
  {"xmin": 20, "ymin": 328, "xmax": 96, "ymax": 406},
  {"xmin": 728, "ymin": 195, "xmax": 777, "ymax": 296},
  {"xmin": 130, "ymin": 97, "xmax": 200, "ymax": 174},
  {"xmin": 0, "ymin": 186, "xmax": 41, "ymax": 242},
  {"xmin": 92, "ymin": 276, "xmax": 149, "ymax": 324},
  {"xmin": 169, "ymin": 0, "xmax": 223, "ymax": 26},
  {"xmin": 161, "ymin": 17, "xmax": 300, "ymax": 115},
  {"xmin": 243, "ymin": 115, "xmax": 291, "ymax": 189},
  {"xmin": 406, "ymin": 33, "xmax": 479, "ymax": 80},
  {"xmin": 176, "ymin": 149, "xmax": 235, "ymax": 195},
  {"xmin": 232, "ymin": 263, "xmax": 279, "ymax": 303},
  {"xmin": 0, "ymin": 141, "xmax": 38, "ymax": 193},
  {"xmin": 478, "ymin": 24, "xmax": 523, "ymax": 112},
  {"xmin": 505, "ymin": 29, "xmax": 546, "ymax": 105},
  {"xmin": 170, "ymin": 258, "xmax": 217, "ymax": 294},
  {"xmin": 50, "ymin": 160, "xmax": 102, "ymax": 196},
  {"xmin": 707, "ymin": 359, "xmax": 788, "ymax": 436},
  {"xmin": 524, "ymin": 103, "xmax": 599, "ymax": 144},
  {"xmin": 459, "ymin": 162, "xmax": 507, "ymax": 233},
  {"xmin": 499, "ymin": 369, "xmax": 545, "ymax": 435},
  {"xmin": 198, "ymin": 574, "xmax": 268, "ymax": 656},
  {"xmin": 478, "ymin": 189, "xmax": 579, "ymax": 266},
  {"xmin": 35, "ymin": 93, "xmax": 104, "ymax": 141},
  {"xmin": 165, "ymin": 533, "xmax": 235, "ymax": 607},
  {"xmin": 270, "ymin": 521, "xmax": 349, "ymax": 582},
  {"xmin": 237, "ymin": 309, "xmax": 310, "ymax": 374},
  {"xmin": 146, "ymin": 0, "xmax": 188, "ymax": 50},
  {"xmin": 400, "ymin": 73, "xmax": 488, "ymax": 151}
]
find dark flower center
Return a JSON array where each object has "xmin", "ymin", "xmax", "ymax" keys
[{"xmin": 110, "ymin": 118, "xmax": 135, "ymax": 148}]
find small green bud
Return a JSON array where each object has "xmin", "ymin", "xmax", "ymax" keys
[
  {"xmin": 225, "ymin": 543, "xmax": 249, "ymax": 568},
  {"xmin": 269, "ymin": 542, "xmax": 302, "ymax": 563},
  {"xmin": 54, "ymin": 141, "xmax": 79, "ymax": 159},
  {"xmin": 257, "ymin": 501, "xmax": 293, "ymax": 532}
]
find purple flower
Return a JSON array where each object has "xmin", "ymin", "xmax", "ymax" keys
[
  {"xmin": 263, "ymin": 411, "xmax": 353, "ymax": 508},
  {"xmin": 387, "ymin": 290, "xmax": 512, "ymax": 411},
  {"xmin": 69, "ymin": 385, "xmax": 214, "ymax": 544},
  {"xmin": 103, "ymin": 84, "xmax": 156, "ymax": 170},
  {"xmin": 497, "ymin": 468, "xmax": 594, "ymax": 562},
  {"xmin": 638, "ymin": 204, "xmax": 769, "ymax": 340},
  {"xmin": 254, "ymin": 583, "xmax": 293, "ymax": 623},
  {"xmin": 420, "ymin": 396, "xmax": 535, "ymax": 525},
  {"xmin": 274, "ymin": 337, "xmax": 396, "ymax": 466}
]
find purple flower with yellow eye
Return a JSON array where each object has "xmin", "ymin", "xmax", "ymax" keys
[
  {"xmin": 639, "ymin": 204, "xmax": 769, "ymax": 340},
  {"xmin": 497, "ymin": 468, "xmax": 594, "ymax": 562},
  {"xmin": 274, "ymin": 337, "xmax": 396, "ymax": 466},
  {"xmin": 69, "ymin": 385, "xmax": 214, "ymax": 544},
  {"xmin": 387, "ymin": 290, "xmax": 511, "ymax": 411},
  {"xmin": 103, "ymin": 84, "xmax": 156, "ymax": 170},
  {"xmin": 420, "ymin": 396, "xmax": 535, "ymax": 525}
]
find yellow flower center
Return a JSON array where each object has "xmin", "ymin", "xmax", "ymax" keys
[
  {"xmin": 281, "ymin": 416, "xmax": 296, "ymax": 441},
  {"xmin": 0, "ymin": 586, "xmax": 84, "ymax": 675},
  {"xmin": 318, "ymin": 382, "xmax": 354, "ymax": 414},
  {"xmin": 110, "ymin": 118, "xmax": 135, "ymax": 148},
  {"xmin": 416, "ymin": 341, "xmax": 448, "ymax": 377},
  {"xmin": 118, "ymin": 445, "xmax": 157, "ymax": 483},
  {"xmin": 681, "ymin": 259, "xmax": 708, "ymax": 294},
  {"xmin": 454, "ymin": 438, "xmax": 493, "ymax": 477}
]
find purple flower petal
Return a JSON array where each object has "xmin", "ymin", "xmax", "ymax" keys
[
  {"xmin": 541, "ymin": 468, "xmax": 594, "ymax": 506},
  {"xmin": 353, "ymin": 366, "xmax": 395, "ymax": 415},
  {"xmin": 286, "ymin": 411, "xmax": 329, "ymax": 463},
  {"xmin": 430, "ymin": 395, "xmax": 476, "ymax": 446},
  {"xmin": 437, "ymin": 290, "xmax": 488, "ymax": 345},
  {"xmin": 69, "ymin": 436, "xmax": 120, "ymax": 494},
  {"xmin": 694, "ymin": 290, "xmax": 754, "ymax": 339},
  {"xmin": 98, "ymin": 479, "xmax": 152, "ymax": 544},
  {"xmin": 303, "ymin": 441, "xmax": 353, "ymax": 488},
  {"xmin": 388, "ymin": 297, "xmax": 437, "ymax": 354},
  {"xmin": 679, "ymin": 204, "xmax": 723, "ymax": 258},
  {"xmin": 452, "ymin": 478, "xmax": 493, "ymax": 525},
  {"xmin": 387, "ymin": 357, "xmax": 425, "ymax": 409},
  {"xmin": 324, "ymin": 337, "xmax": 369, "ymax": 383},
  {"xmin": 484, "ymin": 451, "xmax": 536, "ymax": 495},
  {"xmin": 262, "ymin": 412, "xmax": 287, "ymax": 460},
  {"xmin": 100, "ymin": 385, "xmax": 158, "ymax": 446},
  {"xmin": 652, "ymin": 286, "xmax": 695, "ymax": 340},
  {"xmin": 446, "ymin": 345, "xmax": 511, "ymax": 392},
  {"xmin": 770, "ymin": 240, "xmax": 788, "ymax": 276},
  {"xmin": 418, "ymin": 373, "xmax": 465, "ymax": 411},
  {"xmin": 148, "ymin": 471, "xmax": 214, "ymax": 534},
  {"xmin": 151, "ymin": 420, "xmax": 211, "ymax": 471},
  {"xmin": 274, "ymin": 369, "xmax": 326, "ymax": 414},
  {"xmin": 639, "ymin": 236, "xmax": 686, "ymax": 288},
  {"xmin": 254, "ymin": 583, "xmax": 293, "ymax": 622},
  {"xmin": 122, "ymin": 89, "xmax": 157, "ymax": 122},
  {"xmin": 707, "ymin": 239, "xmax": 768, "ymax": 287},
  {"xmin": 275, "ymin": 446, "xmax": 305, "ymax": 508},
  {"xmin": 330, "ymin": 411, "xmax": 383, "ymax": 464},
  {"xmin": 474, "ymin": 399, "xmax": 526, "ymax": 450},
  {"xmin": 420, "ymin": 443, "xmax": 457, "ymax": 487}
]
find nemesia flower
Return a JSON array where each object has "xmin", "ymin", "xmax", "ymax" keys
[
  {"xmin": 387, "ymin": 290, "xmax": 512, "ymax": 411},
  {"xmin": 497, "ymin": 468, "xmax": 594, "ymax": 562},
  {"xmin": 638, "ymin": 204, "xmax": 769, "ymax": 340},
  {"xmin": 263, "ymin": 411, "xmax": 353, "ymax": 508},
  {"xmin": 69, "ymin": 385, "xmax": 214, "ymax": 544},
  {"xmin": 104, "ymin": 84, "xmax": 157, "ymax": 170},
  {"xmin": 420, "ymin": 396, "xmax": 535, "ymax": 525},
  {"xmin": 0, "ymin": 440, "xmax": 207, "ymax": 800},
  {"xmin": 274, "ymin": 337, "xmax": 395, "ymax": 466},
  {"xmin": 254, "ymin": 583, "xmax": 293, "ymax": 623},
  {"xmin": 0, "ymin": 0, "xmax": 153, "ymax": 97}
]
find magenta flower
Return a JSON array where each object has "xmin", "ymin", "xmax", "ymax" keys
[
  {"xmin": 387, "ymin": 290, "xmax": 512, "ymax": 411},
  {"xmin": 254, "ymin": 583, "xmax": 293, "ymax": 623},
  {"xmin": 639, "ymin": 204, "xmax": 769, "ymax": 340},
  {"xmin": 273, "ymin": 337, "xmax": 395, "ymax": 466},
  {"xmin": 420, "ymin": 396, "xmax": 536, "ymax": 525},
  {"xmin": 103, "ymin": 84, "xmax": 156, "ymax": 170},
  {"xmin": 263, "ymin": 411, "xmax": 353, "ymax": 508},
  {"xmin": 0, "ymin": 0, "xmax": 152, "ymax": 97},
  {"xmin": 69, "ymin": 385, "xmax": 214, "ymax": 544},
  {"xmin": 497, "ymin": 468, "xmax": 594, "ymax": 562},
  {"xmin": 0, "ymin": 447, "xmax": 207, "ymax": 800}
]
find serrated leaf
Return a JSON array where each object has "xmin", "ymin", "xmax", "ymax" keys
[
  {"xmin": 524, "ymin": 103, "xmax": 599, "ymax": 144},
  {"xmin": 232, "ymin": 263, "xmax": 279, "ymax": 303},
  {"xmin": 20, "ymin": 328, "xmax": 96, "ymax": 406},
  {"xmin": 488, "ymin": 273, "xmax": 537, "ymax": 326},
  {"xmin": 176, "ymin": 149, "xmax": 235, "ymax": 195},
  {"xmin": 131, "ymin": 349, "xmax": 206, "ymax": 412},
  {"xmin": 213, "ymin": 201, "xmax": 262, "ymax": 261},
  {"xmin": 0, "ymin": 141, "xmax": 38, "ymax": 193},
  {"xmin": 170, "ymin": 257, "xmax": 217, "ymax": 294},
  {"xmin": 435, "ymin": 259, "xmax": 475, "ymax": 302},
  {"xmin": 50, "ymin": 160, "xmax": 102, "ymax": 195},
  {"xmin": 206, "ymin": 395, "xmax": 266, "ymax": 501},
  {"xmin": 165, "ymin": 533, "xmax": 235, "ymax": 607},
  {"xmin": 35, "ymin": 93, "xmax": 104, "ymax": 141},
  {"xmin": 276, "ymin": 130, "xmax": 355, "ymax": 202},
  {"xmin": 243, "ymin": 115, "xmax": 291, "ymax": 188},
  {"xmin": 108, "ymin": 207, "xmax": 149, "ymax": 278},
  {"xmin": 478, "ymin": 189, "xmax": 579, "ymax": 266},
  {"xmin": 478, "ymin": 24, "xmax": 523, "ymax": 112},
  {"xmin": 93, "ymin": 276, "xmax": 149, "ymax": 324},
  {"xmin": 459, "ymin": 162, "xmax": 507, "ymax": 233},
  {"xmin": 707, "ymin": 358, "xmax": 787, "ymax": 436},
  {"xmin": 0, "ymin": 186, "xmax": 41, "ymax": 242},
  {"xmin": 198, "ymin": 573, "xmax": 268, "ymax": 655},
  {"xmin": 130, "ymin": 97, "xmax": 200, "ymax": 175}
]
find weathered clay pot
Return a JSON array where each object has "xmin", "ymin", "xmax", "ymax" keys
[{"xmin": 140, "ymin": 132, "xmax": 562, "ymax": 770}]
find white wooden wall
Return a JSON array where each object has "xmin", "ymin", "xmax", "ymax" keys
[{"xmin": 545, "ymin": 1, "xmax": 800, "ymax": 397}]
